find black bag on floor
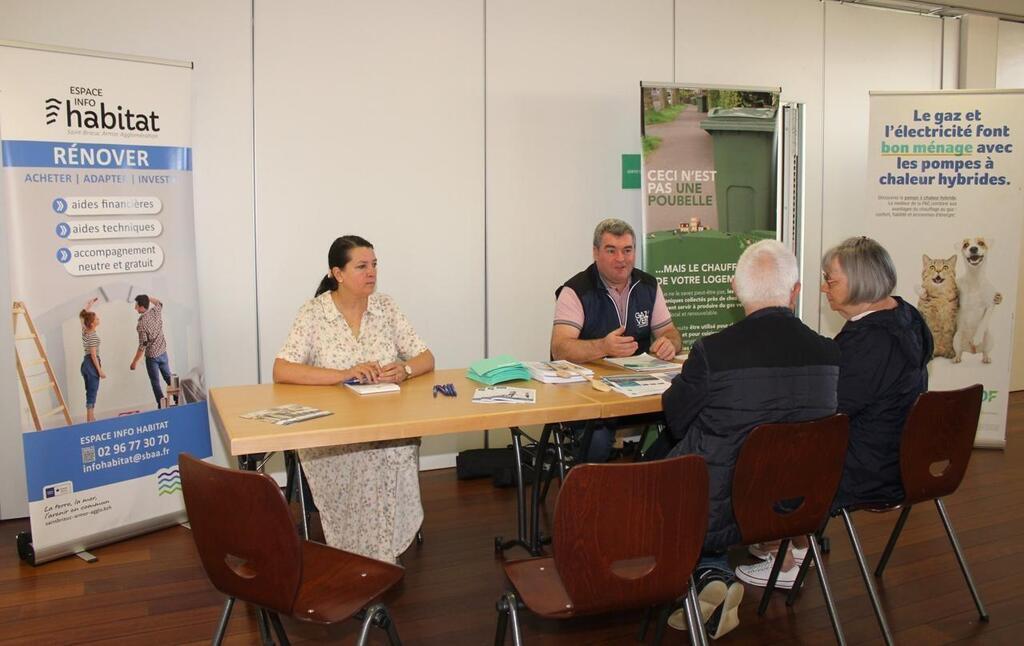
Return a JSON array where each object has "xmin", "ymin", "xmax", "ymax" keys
[
  {"xmin": 456, "ymin": 448, "xmax": 515, "ymax": 480},
  {"xmin": 456, "ymin": 447, "xmax": 534, "ymax": 487}
]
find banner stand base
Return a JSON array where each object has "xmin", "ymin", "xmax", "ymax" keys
[
  {"xmin": 15, "ymin": 531, "xmax": 34, "ymax": 566},
  {"xmin": 74, "ymin": 550, "xmax": 97, "ymax": 563}
]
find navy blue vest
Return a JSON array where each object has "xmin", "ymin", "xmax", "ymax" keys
[{"xmin": 556, "ymin": 264, "xmax": 659, "ymax": 354}]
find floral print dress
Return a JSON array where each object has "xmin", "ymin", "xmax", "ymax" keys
[{"xmin": 276, "ymin": 291, "xmax": 428, "ymax": 561}]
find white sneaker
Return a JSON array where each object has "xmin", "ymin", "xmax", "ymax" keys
[
  {"xmin": 747, "ymin": 543, "xmax": 808, "ymax": 566},
  {"xmin": 735, "ymin": 554, "xmax": 800, "ymax": 589}
]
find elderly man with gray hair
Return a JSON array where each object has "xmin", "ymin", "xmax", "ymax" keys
[{"xmin": 658, "ymin": 239, "xmax": 840, "ymax": 639}]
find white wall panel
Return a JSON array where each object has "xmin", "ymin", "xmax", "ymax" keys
[
  {"xmin": 675, "ymin": 0, "xmax": 826, "ymax": 329},
  {"xmin": 485, "ymin": 0, "xmax": 674, "ymax": 361},
  {"xmin": 996, "ymin": 19, "xmax": 1024, "ymax": 390},
  {"xmin": 0, "ymin": 0, "xmax": 254, "ymax": 518},
  {"xmin": 820, "ymin": 3, "xmax": 944, "ymax": 335},
  {"xmin": 253, "ymin": 0, "xmax": 485, "ymax": 464}
]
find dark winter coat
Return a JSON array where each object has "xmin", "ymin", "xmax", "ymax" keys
[
  {"xmin": 832, "ymin": 296, "xmax": 933, "ymax": 509},
  {"xmin": 663, "ymin": 307, "xmax": 841, "ymax": 550}
]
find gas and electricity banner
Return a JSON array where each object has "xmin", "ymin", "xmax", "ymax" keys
[
  {"xmin": 640, "ymin": 83, "xmax": 781, "ymax": 348},
  {"xmin": 0, "ymin": 43, "xmax": 211, "ymax": 563},
  {"xmin": 865, "ymin": 90, "xmax": 1024, "ymax": 448}
]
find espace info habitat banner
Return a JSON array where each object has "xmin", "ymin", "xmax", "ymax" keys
[
  {"xmin": 866, "ymin": 90, "xmax": 1024, "ymax": 447},
  {"xmin": 0, "ymin": 42, "xmax": 211, "ymax": 563}
]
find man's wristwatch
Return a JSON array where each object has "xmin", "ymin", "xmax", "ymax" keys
[{"xmin": 403, "ymin": 363, "xmax": 413, "ymax": 379}]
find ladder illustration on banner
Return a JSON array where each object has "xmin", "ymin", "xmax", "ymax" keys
[{"xmin": 12, "ymin": 301, "xmax": 72, "ymax": 430}]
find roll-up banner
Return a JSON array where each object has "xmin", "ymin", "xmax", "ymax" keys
[
  {"xmin": 640, "ymin": 83, "xmax": 782, "ymax": 348},
  {"xmin": 0, "ymin": 41, "xmax": 212, "ymax": 563},
  {"xmin": 865, "ymin": 90, "xmax": 1024, "ymax": 448}
]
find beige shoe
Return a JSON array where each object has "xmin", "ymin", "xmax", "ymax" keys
[{"xmin": 667, "ymin": 579, "xmax": 728, "ymax": 631}]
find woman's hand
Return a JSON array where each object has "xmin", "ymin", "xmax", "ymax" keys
[
  {"xmin": 377, "ymin": 362, "xmax": 408, "ymax": 383},
  {"xmin": 347, "ymin": 362, "xmax": 381, "ymax": 384},
  {"xmin": 99, "ymin": 369, "xmax": 107, "ymax": 379}
]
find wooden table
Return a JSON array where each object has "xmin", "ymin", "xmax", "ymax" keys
[
  {"xmin": 209, "ymin": 363, "xmax": 675, "ymax": 555},
  {"xmin": 210, "ymin": 368, "xmax": 603, "ymax": 456}
]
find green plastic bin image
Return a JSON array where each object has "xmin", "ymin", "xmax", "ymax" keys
[{"xmin": 699, "ymin": 107, "xmax": 777, "ymax": 234}]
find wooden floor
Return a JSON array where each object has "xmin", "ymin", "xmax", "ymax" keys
[{"xmin": 2, "ymin": 393, "xmax": 1022, "ymax": 645}]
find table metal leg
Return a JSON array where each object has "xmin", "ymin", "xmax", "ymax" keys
[{"xmin": 495, "ymin": 427, "xmax": 532, "ymax": 554}]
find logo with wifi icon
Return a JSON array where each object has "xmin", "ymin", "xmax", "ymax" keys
[{"xmin": 45, "ymin": 98, "xmax": 61, "ymax": 125}]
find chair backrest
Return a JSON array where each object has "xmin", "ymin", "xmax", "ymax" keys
[
  {"xmin": 899, "ymin": 384, "xmax": 983, "ymax": 505},
  {"xmin": 179, "ymin": 453, "xmax": 303, "ymax": 615},
  {"xmin": 732, "ymin": 415, "xmax": 849, "ymax": 545},
  {"xmin": 552, "ymin": 455, "xmax": 708, "ymax": 615}
]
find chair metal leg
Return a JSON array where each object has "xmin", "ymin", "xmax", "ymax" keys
[
  {"xmin": 374, "ymin": 605, "xmax": 402, "ymax": 645},
  {"xmin": 935, "ymin": 498, "xmax": 989, "ymax": 621},
  {"xmin": 875, "ymin": 505, "xmax": 912, "ymax": 578},
  {"xmin": 809, "ymin": 533, "xmax": 846, "ymax": 645},
  {"xmin": 841, "ymin": 509, "xmax": 894, "ymax": 646},
  {"xmin": 785, "ymin": 548, "xmax": 813, "ymax": 607},
  {"xmin": 357, "ymin": 603, "xmax": 386, "ymax": 646},
  {"xmin": 554, "ymin": 427, "xmax": 568, "ymax": 480},
  {"xmin": 638, "ymin": 605, "xmax": 653, "ymax": 642},
  {"xmin": 292, "ymin": 453, "xmax": 311, "ymax": 540},
  {"xmin": 538, "ymin": 425, "xmax": 558, "ymax": 505},
  {"xmin": 256, "ymin": 608, "xmax": 274, "ymax": 646},
  {"xmin": 688, "ymin": 576, "xmax": 710, "ymax": 646},
  {"xmin": 212, "ymin": 596, "xmax": 235, "ymax": 645},
  {"xmin": 267, "ymin": 612, "xmax": 290, "ymax": 646},
  {"xmin": 757, "ymin": 537, "xmax": 790, "ymax": 616},
  {"xmin": 787, "ymin": 522, "xmax": 828, "ymax": 607},
  {"xmin": 505, "ymin": 592, "xmax": 523, "ymax": 646},
  {"xmin": 495, "ymin": 595, "xmax": 510, "ymax": 646},
  {"xmin": 683, "ymin": 596, "xmax": 701, "ymax": 646},
  {"xmin": 652, "ymin": 604, "xmax": 671, "ymax": 646}
]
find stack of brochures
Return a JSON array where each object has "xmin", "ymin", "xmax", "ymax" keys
[
  {"xmin": 601, "ymin": 373, "xmax": 673, "ymax": 398},
  {"xmin": 241, "ymin": 404, "xmax": 333, "ymax": 425},
  {"xmin": 467, "ymin": 355, "xmax": 530, "ymax": 385},
  {"xmin": 472, "ymin": 386, "xmax": 537, "ymax": 404},
  {"xmin": 344, "ymin": 382, "xmax": 400, "ymax": 395},
  {"xmin": 604, "ymin": 352, "xmax": 682, "ymax": 373},
  {"xmin": 523, "ymin": 360, "xmax": 594, "ymax": 384}
]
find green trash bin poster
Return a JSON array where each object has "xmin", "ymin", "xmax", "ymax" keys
[{"xmin": 640, "ymin": 83, "xmax": 781, "ymax": 348}]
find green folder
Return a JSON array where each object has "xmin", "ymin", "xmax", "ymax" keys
[{"xmin": 467, "ymin": 355, "xmax": 531, "ymax": 385}]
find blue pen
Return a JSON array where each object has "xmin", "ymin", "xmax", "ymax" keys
[{"xmin": 344, "ymin": 378, "xmax": 361, "ymax": 385}]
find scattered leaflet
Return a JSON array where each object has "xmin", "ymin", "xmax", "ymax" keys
[
  {"xmin": 241, "ymin": 404, "xmax": 333, "ymax": 425},
  {"xmin": 601, "ymin": 373, "xmax": 673, "ymax": 398},
  {"xmin": 604, "ymin": 352, "xmax": 682, "ymax": 373},
  {"xmin": 345, "ymin": 382, "xmax": 400, "ymax": 395},
  {"xmin": 523, "ymin": 360, "xmax": 594, "ymax": 384},
  {"xmin": 472, "ymin": 386, "xmax": 537, "ymax": 404}
]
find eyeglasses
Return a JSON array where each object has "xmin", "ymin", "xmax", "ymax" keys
[{"xmin": 821, "ymin": 272, "xmax": 840, "ymax": 289}]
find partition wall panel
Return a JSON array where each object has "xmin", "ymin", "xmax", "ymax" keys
[
  {"xmin": 484, "ymin": 0, "xmax": 675, "ymax": 362},
  {"xmin": 253, "ymin": 0, "xmax": 485, "ymax": 466},
  {"xmin": 997, "ymin": 19, "xmax": 1024, "ymax": 391},
  {"xmin": 820, "ymin": 3, "xmax": 944, "ymax": 336}
]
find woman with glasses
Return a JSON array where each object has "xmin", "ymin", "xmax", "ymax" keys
[{"xmin": 819, "ymin": 236, "xmax": 932, "ymax": 508}]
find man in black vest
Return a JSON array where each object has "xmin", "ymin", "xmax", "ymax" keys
[
  {"xmin": 551, "ymin": 218, "xmax": 681, "ymax": 462},
  {"xmin": 660, "ymin": 239, "xmax": 840, "ymax": 639}
]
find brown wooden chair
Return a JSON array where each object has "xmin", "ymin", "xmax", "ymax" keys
[
  {"xmin": 179, "ymin": 453, "xmax": 404, "ymax": 646},
  {"xmin": 783, "ymin": 385, "xmax": 988, "ymax": 646},
  {"xmin": 494, "ymin": 455, "xmax": 709, "ymax": 645},
  {"xmin": 732, "ymin": 414, "xmax": 850, "ymax": 644}
]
